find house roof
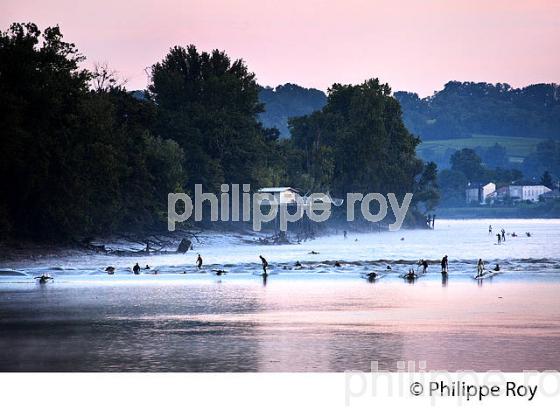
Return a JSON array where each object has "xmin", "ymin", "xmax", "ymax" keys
[
  {"xmin": 467, "ymin": 182, "xmax": 495, "ymax": 188},
  {"xmin": 541, "ymin": 190, "xmax": 560, "ymax": 197},
  {"xmin": 510, "ymin": 184, "xmax": 551, "ymax": 189},
  {"xmin": 258, "ymin": 187, "xmax": 300, "ymax": 193}
]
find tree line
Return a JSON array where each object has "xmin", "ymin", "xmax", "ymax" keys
[
  {"xmin": 0, "ymin": 23, "xmax": 436, "ymax": 242},
  {"xmin": 395, "ymin": 81, "xmax": 560, "ymax": 140}
]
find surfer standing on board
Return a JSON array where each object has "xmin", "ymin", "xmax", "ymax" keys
[
  {"xmin": 259, "ymin": 255, "xmax": 269, "ymax": 275},
  {"xmin": 196, "ymin": 254, "xmax": 203, "ymax": 269},
  {"xmin": 476, "ymin": 259, "xmax": 484, "ymax": 277},
  {"xmin": 441, "ymin": 255, "xmax": 448, "ymax": 274},
  {"xmin": 419, "ymin": 259, "xmax": 429, "ymax": 274}
]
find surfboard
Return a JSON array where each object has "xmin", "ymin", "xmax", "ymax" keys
[
  {"xmin": 252, "ymin": 271, "xmax": 277, "ymax": 276},
  {"xmin": 361, "ymin": 272, "xmax": 385, "ymax": 281},
  {"xmin": 473, "ymin": 269, "xmax": 500, "ymax": 280}
]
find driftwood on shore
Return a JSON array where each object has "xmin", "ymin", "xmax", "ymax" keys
[
  {"xmin": 176, "ymin": 238, "xmax": 192, "ymax": 253},
  {"xmin": 79, "ymin": 230, "xmax": 200, "ymax": 256}
]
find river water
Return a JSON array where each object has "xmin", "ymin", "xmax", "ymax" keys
[{"xmin": 1, "ymin": 219, "xmax": 559, "ymax": 371}]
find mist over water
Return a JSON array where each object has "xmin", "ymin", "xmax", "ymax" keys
[{"xmin": 1, "ymin": 219, "xmax": 559, "ymax": 371}]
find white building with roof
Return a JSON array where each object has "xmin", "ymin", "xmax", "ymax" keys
[
  {"xmin": 465, "ymin": 182, "xmax": 496, "ymax": 205},
  {"xmin": 508, "ymin": 185, "xmax": 551, "ymax": 202},
  {"xmin": 257, "ymin": 187, "xmax": 301, "ymax": 205}
]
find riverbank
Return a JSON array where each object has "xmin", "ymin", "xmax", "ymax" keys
[{"xmin": 436, "ymin": 205, "xmax": 560, "ymax": 219}]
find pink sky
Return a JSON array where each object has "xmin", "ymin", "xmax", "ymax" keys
[{"xmin": 2, "ymin": 0, "xmax": 559, "ymax": 96}]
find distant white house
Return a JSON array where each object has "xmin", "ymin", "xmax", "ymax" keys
[
  {"xmin": 257, "ymin": 187, "xmax": 344, "ymax": 207},
  {"xmin": 466, "ymin": 182, "xmax": 496, "ymax": 205},
  {"xmin": 484, "ymin": 184, "xmax": 553, "ymax": 203},
  {"xmin": 257, "ymin": 187, "xmax": 301, "ymax": 205},
  {"xmin": 508, "ymin": 185, "xmax": 551, "ymax": 202}
]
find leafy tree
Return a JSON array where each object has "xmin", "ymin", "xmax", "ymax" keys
[
  {"xmin": 289, "ymin": 79, "xmax": 426, "ymax": 224},
  {"xmin": 0, "ymin": 22, "xmax": 90, "ymax": 239},
  {"xmin": 395, "ymin": 81, "xmax": 560, "ymax": 140},
  {"xmin": 450, "ymin": 148, "xmax": 485, "ymax": 181},
  {"xmin": 258, "ymin": 84, "xmax": 327, "ymax": 138},
  {"xmin": 475, "ymin": 143, "xmax": 508, "ymax": 169},
  {"xmin": 414, "ymin": 162, "xmax": 440, "ymax": 212},
  {"xmin": 541, "ymin": 171, "xmax": 554, "ymax": 189},
  {"xmin": 148, "ymin": 45, "xmax": 274, "ymax": 192},
  {"xmin": 0, "ymin": 23, "xmax": 185, "ymax": 240},
  {"xmin": 438, "ymin": 169, "xmax": 468, "ymax": 206},
  {"xmin": 524, "ymin": 140, "xmax": 560, "ymax": 178}
]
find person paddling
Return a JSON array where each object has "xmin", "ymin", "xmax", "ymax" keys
[{"xmin": 259, "ymin": 255, "xmax": 269, "ymax": 275}]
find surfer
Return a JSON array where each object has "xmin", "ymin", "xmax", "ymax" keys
[
  {"xmin": 105, "ymin": 266, "xmax": 115, "ymax": 275},
  {"xmin": 419, "ymin": 259, "xmax": 428, "ymax": 274},
  {"xmin": 294, "ymin": 261, "xmax": 302, "ymax": 268},
  {"xmin": 196, "ymin": 254, "xmax": 203, "ymax": 269},
  {"xmin": 441, "ymin": 255, "xmax": 448, "ymax": 274},
  {"xmin": 493, "ymin": 264, "xmax": 500, "ymax": 272},
  {"xmin": 343, "ymin": 230, "xmax": 347, "ymax": 239},
  {"xmin": 405, "ymin": 268, "xmax": 416, "ymax": 280},
  {"xmin": 476, "ymin": 259, "xmax": 484, "ymax": 277},
  {"xmin": 497, "ymin": 233, "xmax": 502, "ymax": 244},
  {"xmin": 213, "ymin": 269, "xmax": 226, "ymax": 276},
  {"xmin": 489, "ymin": 224, "xmax": 492, "ymax": 234},
  {"xmin": 366, "ymin": 272, "xmax": 377, "ymax": 282},
  {"xmin": 259, "ymin": 255, "xmax": 269, "ymax": 275},
  {"xmin": 334, "ymin": 261, "xmax": 342, "ymax": 267},
  {"xmin": 34, "ymin": 274, "xmax": 53, "ymax": 284},
  {"xmin": 133, "ymin": 263, "xmax": 140, "ymax": 275},
  {"xmin": 501, "ymin": 229, "xmax": 506, "ymax": 242}
]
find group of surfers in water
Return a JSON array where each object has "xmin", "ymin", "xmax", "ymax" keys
[
  {"xmin": 37, "ymin": 226, "xmax": 523, "ymax": 283},
  {"xmin": 99, "ymin": 254, "xmax": 271, "ymax": 279},
  {"xmin": 489, "ymin": 224, "xmax": 532, "ymax": 245}
]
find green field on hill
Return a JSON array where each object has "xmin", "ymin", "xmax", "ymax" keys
[{"xmin": 417, "ymin": 134, "xmax": 544, "ymax": 162}]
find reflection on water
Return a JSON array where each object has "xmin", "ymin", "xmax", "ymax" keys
[
  {"xmin": 1, "ymin": 219, "xmax": 559, "ymax": 371},
  {"xmin": 1, "ymin": 280, "xmax": 560, "ymax": 371}
]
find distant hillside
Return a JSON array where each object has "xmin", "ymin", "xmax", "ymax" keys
[
  {"xmin": 258, "ymin": 84, "xmax": 327, "ymax": 138},
  {"xmin": 394, "ymin": 81, "xmax": 560, "ymax": 141},
  {"xmin": 416, "ymin": 134, "xmax": 545, "ymax": 172}
]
